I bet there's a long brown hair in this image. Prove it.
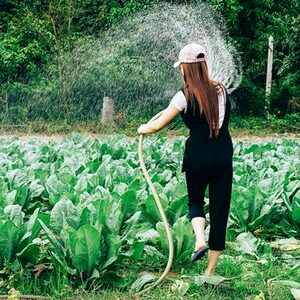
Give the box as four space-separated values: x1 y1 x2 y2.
181 55 224 139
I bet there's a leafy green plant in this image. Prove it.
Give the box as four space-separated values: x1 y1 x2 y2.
0 134 299 290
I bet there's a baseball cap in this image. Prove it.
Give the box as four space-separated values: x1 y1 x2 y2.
173 43 207 68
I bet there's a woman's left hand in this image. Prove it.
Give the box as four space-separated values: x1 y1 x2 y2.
138 124 148 134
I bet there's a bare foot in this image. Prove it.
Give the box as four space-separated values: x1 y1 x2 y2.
204 268 215 276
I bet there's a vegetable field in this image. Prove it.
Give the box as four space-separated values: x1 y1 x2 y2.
0 134 299 299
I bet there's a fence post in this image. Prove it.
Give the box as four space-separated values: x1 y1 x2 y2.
265 35 274 116
101 96 115 124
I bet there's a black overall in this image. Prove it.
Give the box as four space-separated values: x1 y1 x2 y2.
180 84 233 251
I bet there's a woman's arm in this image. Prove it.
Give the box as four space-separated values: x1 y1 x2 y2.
138 104 181 134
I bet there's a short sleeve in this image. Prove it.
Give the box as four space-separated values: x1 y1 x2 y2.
218 93 225 128
170 90 187 112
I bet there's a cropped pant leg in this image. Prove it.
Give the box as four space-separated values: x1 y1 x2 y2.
184 166 209 221
208 160 233 250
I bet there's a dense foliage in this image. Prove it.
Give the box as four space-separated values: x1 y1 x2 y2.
0 0 299 122
0 134 299 294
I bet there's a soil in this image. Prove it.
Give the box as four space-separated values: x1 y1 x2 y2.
0 132 299 143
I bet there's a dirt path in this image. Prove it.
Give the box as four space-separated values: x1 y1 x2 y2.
0 132 299 143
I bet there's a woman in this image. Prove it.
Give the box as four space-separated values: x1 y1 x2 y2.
137 43 233 276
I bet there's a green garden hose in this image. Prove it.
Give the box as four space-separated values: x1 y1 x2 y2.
135 109 174 296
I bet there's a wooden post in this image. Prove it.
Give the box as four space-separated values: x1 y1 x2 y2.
101 96 115 124
265 36 274 118
265 36 274 99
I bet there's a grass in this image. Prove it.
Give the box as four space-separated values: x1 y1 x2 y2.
1 246 299 299
0 113 299 138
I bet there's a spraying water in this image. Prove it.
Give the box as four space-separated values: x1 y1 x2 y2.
69 1 242 119
2 2 242 124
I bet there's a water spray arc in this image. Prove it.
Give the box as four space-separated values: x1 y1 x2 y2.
135 109 174 296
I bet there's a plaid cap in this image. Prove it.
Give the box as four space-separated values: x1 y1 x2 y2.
174 43 207 68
